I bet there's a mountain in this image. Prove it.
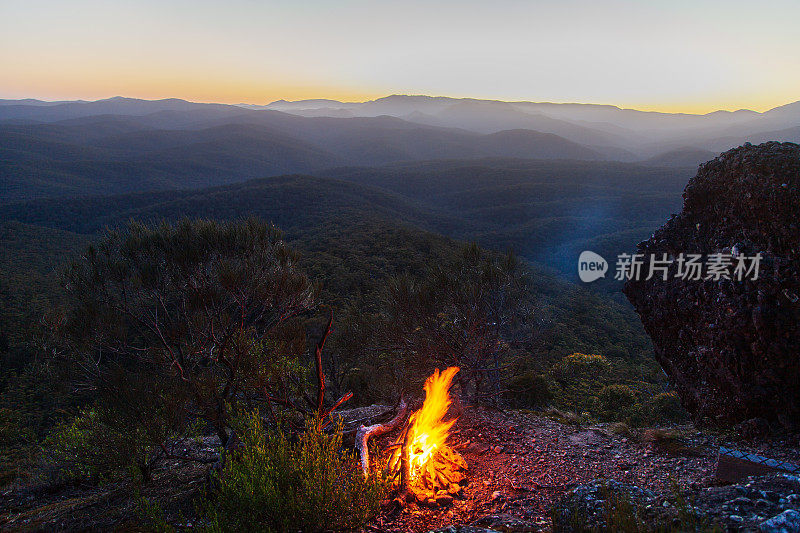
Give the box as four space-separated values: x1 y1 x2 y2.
0 156 689 287
3 95 797 180
0 168 656 361
0 97 242 123
318 159 689 283
262 95 800 155
0 120 347 203
0 110 622 203
641 147 717 168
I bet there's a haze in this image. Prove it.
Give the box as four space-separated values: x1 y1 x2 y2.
1 0 799 113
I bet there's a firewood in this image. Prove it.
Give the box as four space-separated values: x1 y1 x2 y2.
398 426 412 496
355 398 407 476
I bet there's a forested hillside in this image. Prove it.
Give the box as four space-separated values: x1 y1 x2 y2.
1 110 615 204
321 159 690 282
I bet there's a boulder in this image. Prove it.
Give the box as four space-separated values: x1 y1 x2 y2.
759 509 800 533
624 142 800 431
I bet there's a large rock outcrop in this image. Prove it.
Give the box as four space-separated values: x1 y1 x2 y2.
624 142 800 431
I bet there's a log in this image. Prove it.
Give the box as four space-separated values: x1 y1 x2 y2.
398 426 412 495
355 398 407 476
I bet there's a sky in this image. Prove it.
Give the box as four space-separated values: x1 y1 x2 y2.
1 0 798 113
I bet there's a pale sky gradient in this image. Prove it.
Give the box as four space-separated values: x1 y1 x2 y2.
1 0 798 113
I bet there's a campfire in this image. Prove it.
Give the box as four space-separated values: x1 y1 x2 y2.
356 366 469 506
388 367 468 504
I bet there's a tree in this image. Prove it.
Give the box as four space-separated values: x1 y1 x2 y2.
376 244 531 402
49 218 319 479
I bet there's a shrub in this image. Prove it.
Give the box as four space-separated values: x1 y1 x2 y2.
0 406 36 486
42 406 157 483
505 371 552 408
648 392 688 424
547 353 611 416
199 410 387 533
598 384 639 422
550 353 611 382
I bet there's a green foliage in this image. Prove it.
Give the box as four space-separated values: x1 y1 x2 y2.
200 410 387 533
0 364 75 487
135 493 177 533
648 392 689 424
598 384 639 421
548 353 610 416
551 352 612 381
52 218 316 458
505 370 552 408
371 244 531 402
43 406 157 483
541 353 685 427
0 406 36 486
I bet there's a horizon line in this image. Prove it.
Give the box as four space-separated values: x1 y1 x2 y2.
1 92 797 116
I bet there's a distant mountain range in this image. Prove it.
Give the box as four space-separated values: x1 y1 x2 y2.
260 94 800 154
1 95 797 204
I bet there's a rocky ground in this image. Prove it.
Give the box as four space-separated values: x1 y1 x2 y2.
2 405 800 531
370 406 800 532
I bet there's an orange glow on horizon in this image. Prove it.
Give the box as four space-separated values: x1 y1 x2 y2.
1 76 793 115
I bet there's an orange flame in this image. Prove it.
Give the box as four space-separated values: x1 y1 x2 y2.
405 366 459 479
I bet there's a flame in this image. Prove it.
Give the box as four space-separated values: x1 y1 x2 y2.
404 367 460 480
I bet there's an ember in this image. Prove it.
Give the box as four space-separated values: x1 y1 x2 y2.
389 367 468 503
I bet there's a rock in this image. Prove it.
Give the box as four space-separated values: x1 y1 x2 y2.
759 509 800 532
756 499 772 509
738 418 773 439
471 514 541 532
428 526 500 533
624 142 800 431
467 443 491 455
731 496 754 508
678 473 800 530
437 494 454 506
551 479 656 532
492 491 503 501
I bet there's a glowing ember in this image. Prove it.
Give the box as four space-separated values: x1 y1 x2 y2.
389 367 468 499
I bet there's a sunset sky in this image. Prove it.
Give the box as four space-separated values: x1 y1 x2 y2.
1 0 798 113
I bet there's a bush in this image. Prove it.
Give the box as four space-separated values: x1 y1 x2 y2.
43 405 160 484
550 353 611 382
505 371 552 408
598 384 639 421
52 218 316 454
547 353 611 417
200 410 387 533
648 392 689 424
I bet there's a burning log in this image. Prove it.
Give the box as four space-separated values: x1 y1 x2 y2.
388 367 469 505
356 399 408 476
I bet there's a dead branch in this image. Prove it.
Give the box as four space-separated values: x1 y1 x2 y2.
356 398 407 476
315 309 333 414
320 391 353 429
